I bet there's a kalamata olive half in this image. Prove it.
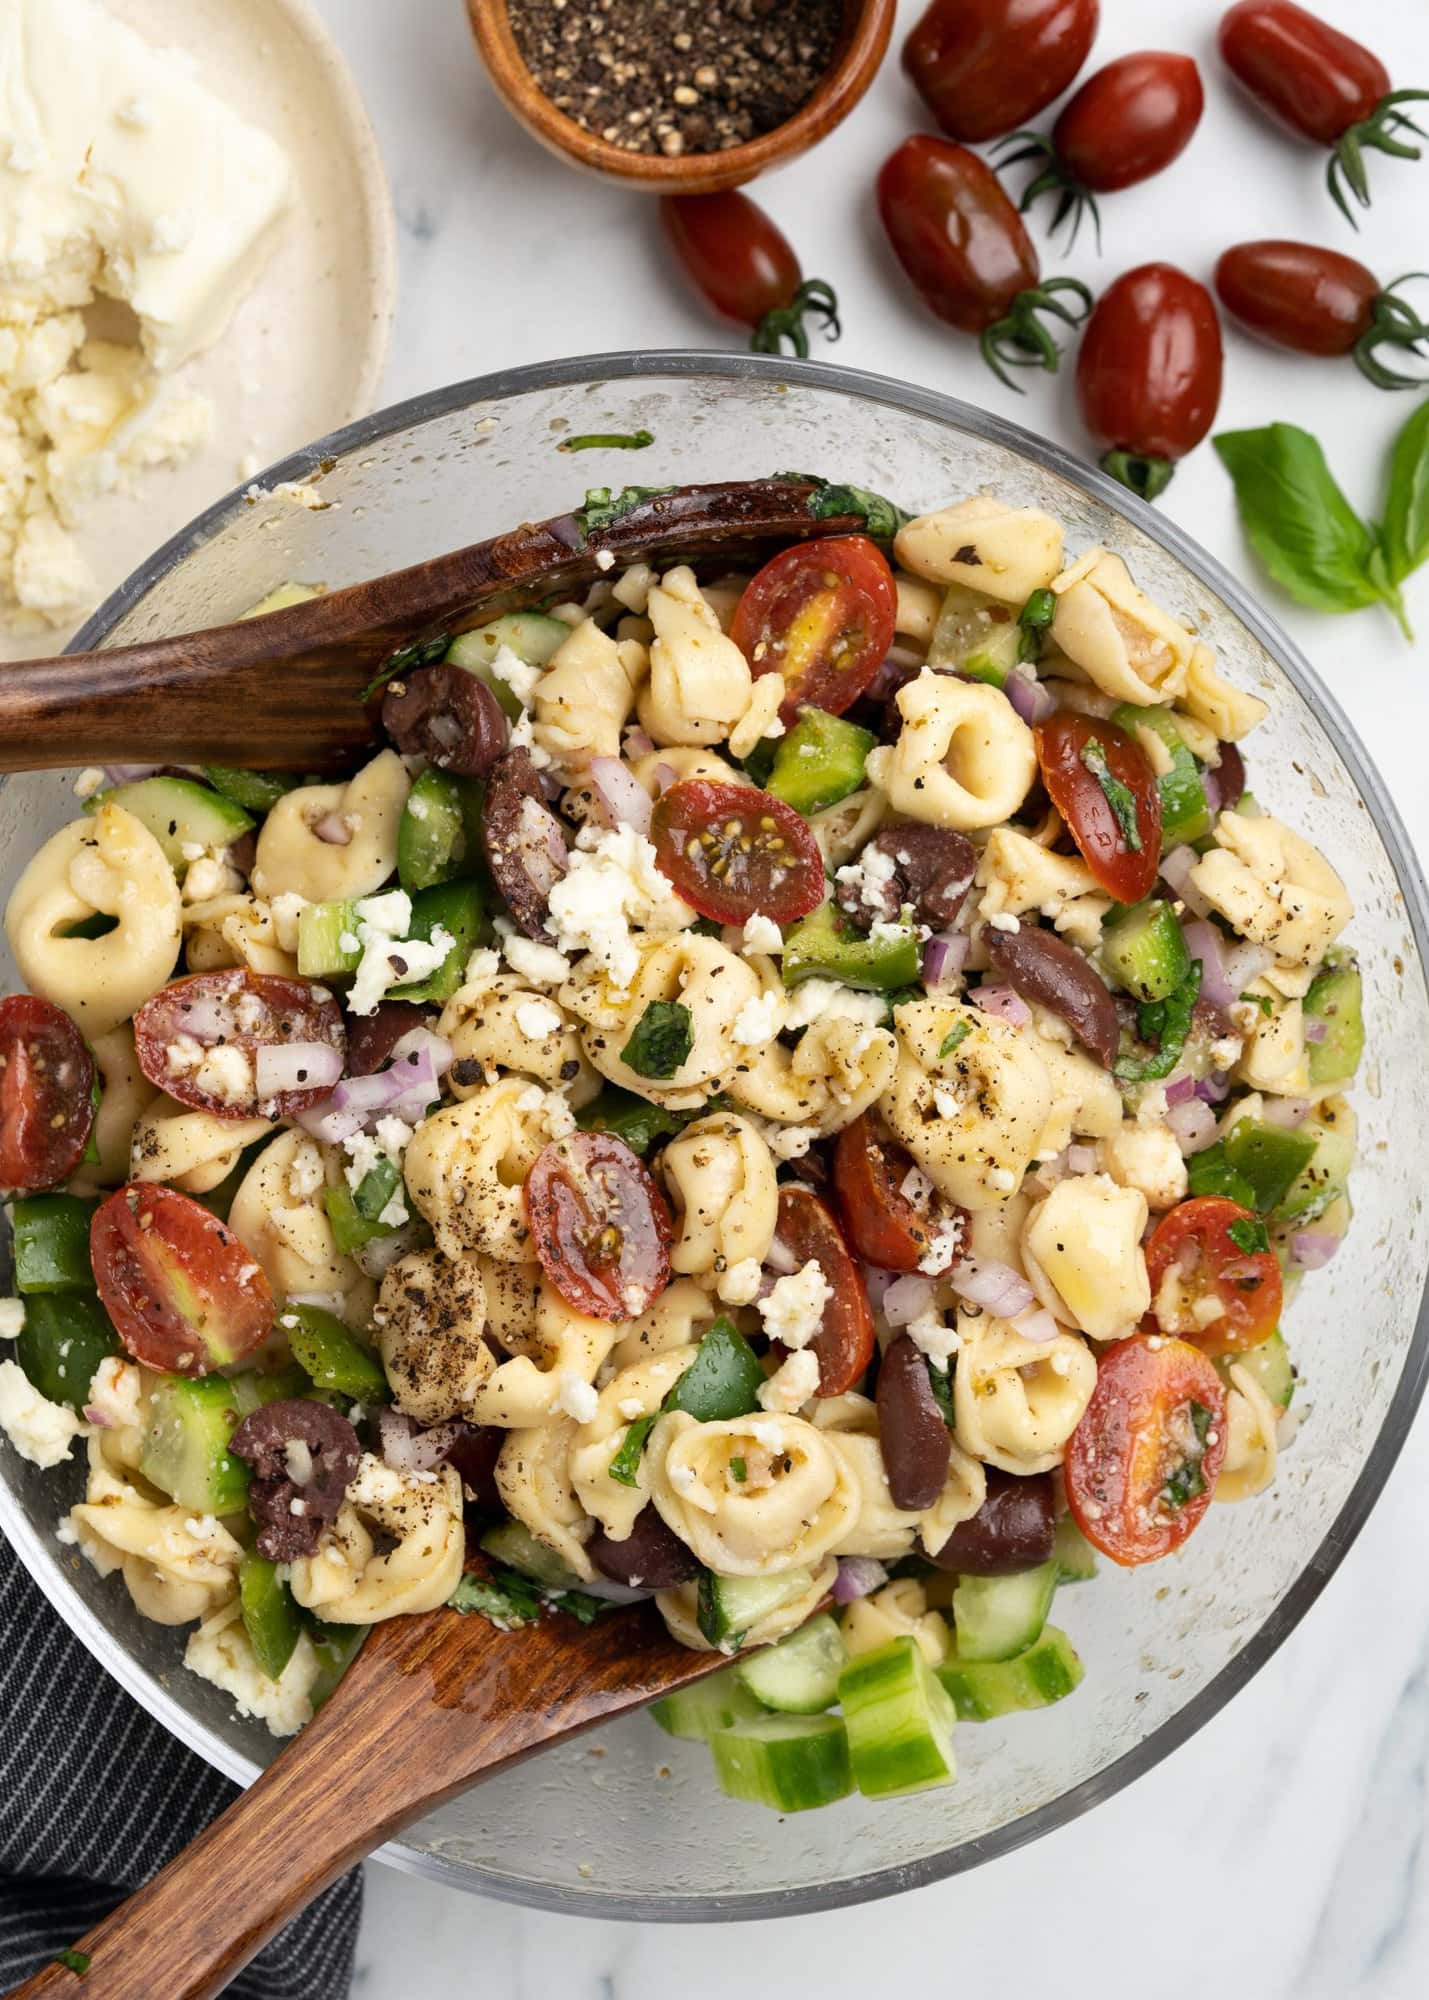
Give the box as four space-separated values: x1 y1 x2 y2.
344 999 437 1077
929 1467 1056 1575
837 824 978 933
381 662 508 776
481 747 569 938
1213 742 1246 813
588 1508 701 1590
229 1398 362 1562
985 923 1119 1069
442 1422 505 1512
876 1334 952 1511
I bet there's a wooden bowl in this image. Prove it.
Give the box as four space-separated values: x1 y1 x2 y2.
466 0 896 194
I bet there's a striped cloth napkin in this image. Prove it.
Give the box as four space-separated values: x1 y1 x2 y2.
0 1532 361 1997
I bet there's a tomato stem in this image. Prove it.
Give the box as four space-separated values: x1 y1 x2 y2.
1328 90 1429 227
1099 449 1175 504
751 279 841 360
995 130 1102 253
979 277 1093 393
1355 275 1429 390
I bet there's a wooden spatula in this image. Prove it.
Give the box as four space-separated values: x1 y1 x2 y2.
13 1591 731 1998
0 478 874 774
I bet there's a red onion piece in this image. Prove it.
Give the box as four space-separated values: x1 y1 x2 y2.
653 762 679 794
1195 1071 1230 1105
377 1407 459 1473
764 1238 799 1278
1167 1097 1219 1155
1181 920 1235 1014
82 1403 114 1428
253 1041 343 1099
1262 1096 1310 1128
622 724 654 760
1010 1306 1060 1343
1164 1073 1198 1106
951 1258 1034 1318
294 1033 449 1143
1290 1229 1341 1270
973 983 1032 1028
561 1575 653 1606
1222 941 1273 992
104 764 162 784
832 1556 888 1604
1201 766 1222 817
883 1274 935 1328
1066 1143 1098 1174
586 756 652 837
172 994 239 1043
1159 845 1212 919
313 812 353 846
922 933 970 988
1004 668 1056 727
861 1264 898 1311
1305 1018 1328 1045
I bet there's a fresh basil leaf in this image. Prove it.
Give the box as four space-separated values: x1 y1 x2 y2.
1214 424 1390 616
607 1411 658 1488
1081 739 1142 852
938 1021 972 1059
1227 1216 1270 1255
1162 1398 1214 1510
547 1588 616 1625
729 1456 748 1483
620 1000 694 1079
52 1949 91 1976
1115 960 1203 1082
1017 586 1057 663
926 1362 955 1428
1240 991 1274 1017
1381 396 1429 588
448 1568 543 1628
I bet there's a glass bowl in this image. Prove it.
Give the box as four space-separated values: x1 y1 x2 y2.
3 354 1427 1920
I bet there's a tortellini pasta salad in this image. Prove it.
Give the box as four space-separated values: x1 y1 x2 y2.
0 479 1360 1817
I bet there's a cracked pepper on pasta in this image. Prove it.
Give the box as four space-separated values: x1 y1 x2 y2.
0 484 1360 1812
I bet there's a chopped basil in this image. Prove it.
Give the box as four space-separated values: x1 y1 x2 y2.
1162 1399 1214 1511
1017 586 1057 663
926 1363 955 1428
547 1588 616 1625
938 1020 972 1059
574 483 675 538
1115 961 1203 1083
607 1412 659 1488
360 631 450 702
621 1000 694 1079
448 1568 543 1627
52 1949 91 1976
1081 738 1143 852
576 1088 728 1155
729 1456 748 1482
352 1157 401 1221
558 429 655 453
1227 1216 1271 1255
1241 991 1274 1016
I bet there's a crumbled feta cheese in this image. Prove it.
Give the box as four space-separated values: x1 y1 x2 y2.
347 885 455 1015
285 1139 326 1201
766 1123 819 1162
783 979 887 1033
487 641 544 708
342 1115 414 1197
618 1397 645 1422
732 990 785 1046
594 549 616 573
918 1210 966 1277
194 1043 253 1105
988 1166 1018 1194
185 1604 319 1738
741 914 783 956
85 1356 143 1429
509 708 552 768
515 997 564 1040
757 1260 832 1351
546 823 694 987
717 1256 763 1306
668 1462 697 1493
0 1360 85 1467
757 1347 820 1413
502 933 572 988
0 1299 25 1339
463 946 503 988
267 891 309 954
906 1310 961 1366
986 912 1021 933
836 844 898 912
551 1371 600 1424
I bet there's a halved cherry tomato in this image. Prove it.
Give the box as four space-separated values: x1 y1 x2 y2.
91 1183 275 1374
1064 1335 1229 1565
771 1185 876 1396
833 1115 966 1275
524 1131 673 1323
650 779 825 926
1214 241 1429 391
660 192 840 358
903 0 1100 146
1034 712 1160 903
133 970 346 1121
1001 53 1204 247
877 137 1092 388
1144 1196 1283 1356
1076 263 1224 501
0 994 96 1194
730 537 896 721
1219 2 1427 224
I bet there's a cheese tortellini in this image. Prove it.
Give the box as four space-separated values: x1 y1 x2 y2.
375 1247 495 1425
228 1131 372 1325
466 1281 618 1429
1180 644 1269 743
866 669 1037 831
660 1113 778 1294
976 827 1111 950
565 935 760 1110
638 565 753 746
495 1417 596 1581
884 1000 1054 1210
6 805 181 1036
438 974 598 1102
130 1100 274 1194
403 1077 570 1262
291 1456 465 1623
729 1014 897 1137
952 1315 1097 1474
895 497 1063 604
251 751 409 904
534 615 648 768
1190 812 1351 968
70 1432 243 1628
568 1345 699 1541
1050 550 1196 706
842 1577 951 1668
1022 1174 1151 1340
648 1410 861 1576
1216 1362 1280 1503
656 1560 837 1654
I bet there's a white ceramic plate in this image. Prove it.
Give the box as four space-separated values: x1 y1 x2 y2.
3 0 396 661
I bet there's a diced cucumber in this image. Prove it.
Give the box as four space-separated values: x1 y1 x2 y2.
697 1567 816 1650
240 1552 304 1680
397 769 485 894
767 710 874 817
1111 703 1212 849
9 1194 97 1293
938 1627 1084 1721
1052 1516 1098 1584
389 879 486 1004
736 1612 847 1714
280 1302 389 1403
667 1319 764 1422
448 613 568 720
323 1182 400 1257
709 1712 852 1812
952 1561 1057 1663
652 1667 764 1740
228 1366 311 1418
926 583 1020 686
1186 1142 1258 1210
1304 958 1364 1086
480 1520 583 1590
140 1375 253 1513
1222 1118 1318 1214
1101 899 1191 1004
16 1293 119 1410
782 903 921 993
308 1622 365 1708
838 1636 958 1799
87 776 252 874
1271 1108 1354 1225
202 765 298 814
297 900 361 979
1218 1327 1294 1409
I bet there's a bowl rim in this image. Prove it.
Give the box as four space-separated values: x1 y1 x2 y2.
33 348 1429 1919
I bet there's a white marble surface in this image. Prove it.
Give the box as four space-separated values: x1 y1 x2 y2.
298 0 1429 1992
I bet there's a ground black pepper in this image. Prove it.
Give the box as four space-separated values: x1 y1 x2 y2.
507 0 845 157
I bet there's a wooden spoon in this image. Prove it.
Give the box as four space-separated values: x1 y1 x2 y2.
0 478 873 774
13 1590 730 1998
